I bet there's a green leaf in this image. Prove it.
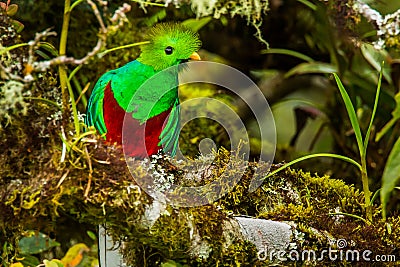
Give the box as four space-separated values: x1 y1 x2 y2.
265 153 362 179
10 19 24 33
261 48 314 63
381 137 400 220
6 4 18 16
285 62 337 78
43 259 64 267
389 92 400 118
0 43 29 56
297 0 317 10
39 42 59 57
363 67 382 155
35 50 52 60
161 260 184 267
19 232 60 255
97 41 149 58
219 15 228 26
143 9 167 27
360 43 391 83
86 230 97 241
19 254 41 266
70 0 86 12
182 17 212 32
333 73 364 158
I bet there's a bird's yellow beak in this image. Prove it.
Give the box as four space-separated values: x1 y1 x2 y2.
189 52 201 61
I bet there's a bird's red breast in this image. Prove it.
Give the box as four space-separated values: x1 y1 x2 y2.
103 82 171 158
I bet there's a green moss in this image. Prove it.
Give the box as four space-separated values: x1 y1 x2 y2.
189 0 269 45
386 36 400 49
0 53 398 264
2 116 400 266
1 1 400 265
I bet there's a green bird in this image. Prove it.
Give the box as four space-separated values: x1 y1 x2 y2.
85 23 201 158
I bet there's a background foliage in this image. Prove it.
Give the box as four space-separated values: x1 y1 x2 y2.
1 0 400 266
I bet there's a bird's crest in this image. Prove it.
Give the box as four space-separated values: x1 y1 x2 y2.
138 22 202 71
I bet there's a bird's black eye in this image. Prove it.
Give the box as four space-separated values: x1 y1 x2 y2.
164 46 173 55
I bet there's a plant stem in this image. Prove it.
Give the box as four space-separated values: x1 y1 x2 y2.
58 0 81 135
361 68 382 222
361 156 372 221
24 97 62 110
97 41 150 58
67 73 81 136
0 43 29 56
59 0 71 117
70 0 85 11
328 212 368 224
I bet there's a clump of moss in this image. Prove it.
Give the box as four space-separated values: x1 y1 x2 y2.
214 166 399 265
0 11 29 118
2 113 400 266
1 56 399 267
187 0 269 22
0 8 151 264
100 149 399 266
1 2 399 266
0 8 22 46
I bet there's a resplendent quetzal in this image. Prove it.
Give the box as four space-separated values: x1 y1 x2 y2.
85 23 201 158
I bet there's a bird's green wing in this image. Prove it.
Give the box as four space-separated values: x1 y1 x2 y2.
85 61 153 135
158 98 180 156
86 60 179 146
85 71 115 135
